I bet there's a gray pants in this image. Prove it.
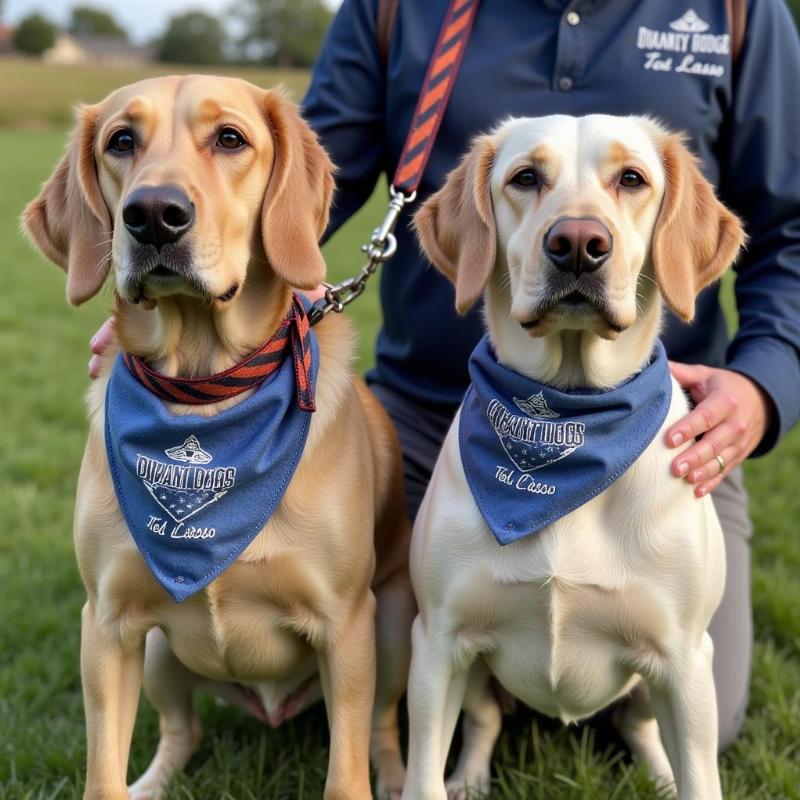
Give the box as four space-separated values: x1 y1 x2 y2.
371 381 752 751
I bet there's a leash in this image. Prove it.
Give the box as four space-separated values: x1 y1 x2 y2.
308 0 481 327
124 293 316 411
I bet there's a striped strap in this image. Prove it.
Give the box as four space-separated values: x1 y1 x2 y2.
392 0 481 195
123 294 316 412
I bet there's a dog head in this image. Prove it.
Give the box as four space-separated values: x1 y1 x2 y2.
23 75 334 308
415 115 744 343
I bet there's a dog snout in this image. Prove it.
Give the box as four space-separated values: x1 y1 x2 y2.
544 217 612 276
122 185 195 249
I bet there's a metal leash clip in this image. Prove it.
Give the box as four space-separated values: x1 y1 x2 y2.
308 185 416 327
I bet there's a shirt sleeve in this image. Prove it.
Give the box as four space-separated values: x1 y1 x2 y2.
302 0 386 239
719 0 800 456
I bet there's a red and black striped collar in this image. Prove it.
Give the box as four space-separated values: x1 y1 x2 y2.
122 293 316 412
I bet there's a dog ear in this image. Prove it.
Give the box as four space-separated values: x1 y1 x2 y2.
413 134 497 314
22 105 111 306
261 91 335 290
651 135 745 322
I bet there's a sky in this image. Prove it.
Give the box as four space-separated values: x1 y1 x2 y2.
3 0 342 44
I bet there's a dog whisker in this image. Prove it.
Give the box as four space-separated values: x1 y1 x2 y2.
94 253 113 275
637 273 657 288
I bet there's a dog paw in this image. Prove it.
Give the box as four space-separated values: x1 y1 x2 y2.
445 773 491 800
128 761 171 800
373 745 406 800
375 769 405 800
128 784 162 800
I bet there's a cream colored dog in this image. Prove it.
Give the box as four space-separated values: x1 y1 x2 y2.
23 76 415 800
402 115 745 800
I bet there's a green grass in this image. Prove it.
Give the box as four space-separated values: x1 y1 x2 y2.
1 72 799 799
0 58 311 130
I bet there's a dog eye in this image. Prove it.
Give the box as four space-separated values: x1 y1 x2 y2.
216 128 247 150
107 129 135 155
510 168 539 189
620 169 645 188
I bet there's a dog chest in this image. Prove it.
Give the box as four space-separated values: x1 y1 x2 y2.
420 444 697 722
484 570 672 722
85 522 330 684
161 596 318 682
151 545 337 682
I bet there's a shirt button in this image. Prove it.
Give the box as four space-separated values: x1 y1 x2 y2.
566 11 581 26
558 76 574 91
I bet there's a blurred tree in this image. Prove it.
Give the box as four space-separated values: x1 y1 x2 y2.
787 0 800 27
236 0 333 68
158 11 225 64
13 13 56 55
69 6 128 39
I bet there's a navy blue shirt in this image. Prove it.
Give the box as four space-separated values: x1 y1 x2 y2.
304 0 800 454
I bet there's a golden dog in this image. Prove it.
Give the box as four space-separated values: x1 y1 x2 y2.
23 75 414 800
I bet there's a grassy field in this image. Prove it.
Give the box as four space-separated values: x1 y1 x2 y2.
0 59 311 129
1 63 799 799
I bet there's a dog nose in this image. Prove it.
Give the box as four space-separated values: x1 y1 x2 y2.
122 185 195 248
544 217 612 276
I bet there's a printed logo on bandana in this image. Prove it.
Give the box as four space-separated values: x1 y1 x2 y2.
136 435 236 526
164 435 212 465
487 391 585 473
635 9 729 77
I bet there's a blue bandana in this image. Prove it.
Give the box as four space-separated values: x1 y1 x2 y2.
459 337 672 545
104 331 319 602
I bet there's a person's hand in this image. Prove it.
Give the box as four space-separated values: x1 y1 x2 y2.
88 318 114 379
666 362 771 497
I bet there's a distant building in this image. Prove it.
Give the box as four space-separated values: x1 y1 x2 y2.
43 33 152 67
0 24 15 56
